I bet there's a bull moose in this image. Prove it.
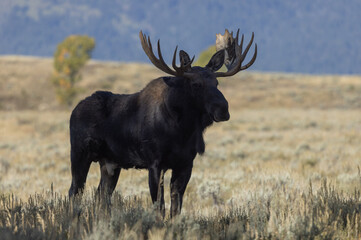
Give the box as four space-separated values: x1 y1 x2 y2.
69 29 257 217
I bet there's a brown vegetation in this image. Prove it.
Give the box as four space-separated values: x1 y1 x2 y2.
1 56 361 238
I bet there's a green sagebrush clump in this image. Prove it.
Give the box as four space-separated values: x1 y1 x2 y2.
194 45 227 72
51 35 95 106
194 45 217 67
1 179 361 239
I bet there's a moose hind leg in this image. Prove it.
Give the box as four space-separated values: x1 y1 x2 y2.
69 150 92 197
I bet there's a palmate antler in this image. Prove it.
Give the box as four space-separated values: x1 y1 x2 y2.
215 29 257 77
139 29 256 78
139 31 195 77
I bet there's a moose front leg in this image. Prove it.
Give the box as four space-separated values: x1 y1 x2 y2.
148 166 165 218
97 162 121 198
170 166 192 218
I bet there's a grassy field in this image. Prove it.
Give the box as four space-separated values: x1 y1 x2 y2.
1 56 361 239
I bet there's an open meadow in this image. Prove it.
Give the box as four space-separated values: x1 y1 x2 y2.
1 56 361 239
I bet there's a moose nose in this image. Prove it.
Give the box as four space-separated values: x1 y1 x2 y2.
212 101 230 122
215 108 230 122
209 87 230 122
222 110 230 121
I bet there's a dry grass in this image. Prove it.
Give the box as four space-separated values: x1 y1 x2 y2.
1 56 361 239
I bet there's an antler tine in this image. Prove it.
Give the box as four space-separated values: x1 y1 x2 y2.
235 29 241 52
239 33 243 56
228 30 241 68
240 32 254 62
139 31 177 76
171 46 182 74
139 30 195 77
156 39 177 75
215 31 257 78
241 43 257 70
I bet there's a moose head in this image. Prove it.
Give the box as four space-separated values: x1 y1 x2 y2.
139 29 257 125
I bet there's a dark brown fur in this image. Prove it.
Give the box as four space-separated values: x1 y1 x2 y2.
69 54 229 217
69 30 256 217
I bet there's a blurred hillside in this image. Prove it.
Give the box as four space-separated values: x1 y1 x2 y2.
0 1 361 74
1 55 361 111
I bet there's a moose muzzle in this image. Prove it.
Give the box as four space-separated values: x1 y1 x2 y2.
208 88 230 122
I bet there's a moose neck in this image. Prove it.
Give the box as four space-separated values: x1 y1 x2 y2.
163 79 208 154
164 77 212 134
137 76 211 154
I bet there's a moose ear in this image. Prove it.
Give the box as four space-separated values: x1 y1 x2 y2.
179 50 192 71
206 50 225 72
